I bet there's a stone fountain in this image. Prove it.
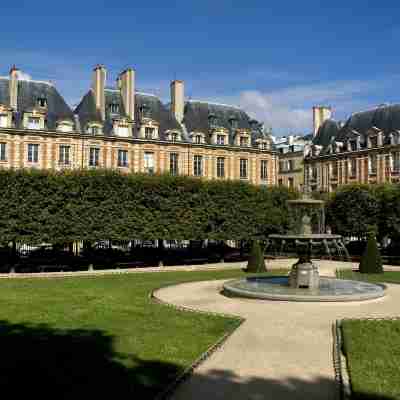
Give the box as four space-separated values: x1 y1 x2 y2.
223 190 386 302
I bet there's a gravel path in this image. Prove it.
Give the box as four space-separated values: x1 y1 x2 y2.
154 262 400 400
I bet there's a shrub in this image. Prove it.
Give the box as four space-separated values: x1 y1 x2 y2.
246 240 267 273
359 229 383 274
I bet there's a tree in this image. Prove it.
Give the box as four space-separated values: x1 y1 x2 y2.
245 240 267 273
359 227 383 274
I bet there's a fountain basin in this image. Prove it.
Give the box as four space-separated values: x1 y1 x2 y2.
223 276 386 302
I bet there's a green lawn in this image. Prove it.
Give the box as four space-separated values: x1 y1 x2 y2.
338 270 400 399
337 269 400 284
342 319 400 400
0 269 281 399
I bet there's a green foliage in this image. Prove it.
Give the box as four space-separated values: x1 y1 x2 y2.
359 230 383 274
246 240 267 273
326 185 379 239
0 169 297 244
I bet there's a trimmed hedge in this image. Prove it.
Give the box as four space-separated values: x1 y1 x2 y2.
359 231 384 274
0 169 297 244
246 240 267 273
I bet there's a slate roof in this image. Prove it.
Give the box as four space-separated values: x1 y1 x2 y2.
312 104 400 156
183 100 265 145
0 77 75 130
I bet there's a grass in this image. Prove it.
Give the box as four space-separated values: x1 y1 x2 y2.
336 269 400 284
0 268 283 399
338 270 400 399
341 319 400 400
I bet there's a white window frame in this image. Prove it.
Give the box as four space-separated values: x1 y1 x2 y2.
27 143 39 163
217 157 225 178
117 149 128 167
28 117 41 130
59 145 70 165
89 148 100 167
239 158 248 179
144 152 155 173
0 142 6 161
169 153 179 175
193 155 203 176
260 160 268 181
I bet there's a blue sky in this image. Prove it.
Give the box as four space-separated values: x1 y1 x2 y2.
1 1 400 135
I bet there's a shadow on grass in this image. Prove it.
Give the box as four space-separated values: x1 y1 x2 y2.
0 320 396 400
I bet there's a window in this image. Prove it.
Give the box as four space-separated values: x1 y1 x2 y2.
171 133 179 142
240 158 248 179
331 162 338 178
261 142 269 150
260 160 268 181
59 145 70 165
393 152 400 173
279 161 285 172
116 126 130 137
193 155 203 176
27 143 39 163
144 152 155 173
58 122 73 133
288 160 294 171
370 136 378 148
0 142 6 161
278 179 283 186
0 114 8 128
145 127 155 139
118 150 128 167
37 97 47 108
194 135 202 144
369 154 377 174
217 135 225 145
350 140 357 151
288 177 294 189
240 137 249 147
230 118 238 129
350 159 357 177
170 153 179 175
110 103 119 114
89 148 100 167
88 126 100 135
28 117 41 130
217 157 225 178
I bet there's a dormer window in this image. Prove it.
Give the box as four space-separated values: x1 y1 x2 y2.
28 117 41 130
369 136 378 148
0 114 8 128
145 127 155 139
37 97 47 108
87 123 102 135
110 103 120 114
217 135 225 145
195 135 202 144
57 120 73 133
240 136 249 147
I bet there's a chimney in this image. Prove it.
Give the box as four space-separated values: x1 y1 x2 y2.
170 80 184 124
313 106 332 137
119 68 135 121
92 65 107 120
9 65 19 110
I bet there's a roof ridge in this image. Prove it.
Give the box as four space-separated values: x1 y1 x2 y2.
187 99 241 109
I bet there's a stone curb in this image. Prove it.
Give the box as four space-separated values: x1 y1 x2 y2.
150 281 245 400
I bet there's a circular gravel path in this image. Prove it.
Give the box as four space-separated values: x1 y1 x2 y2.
154 263 400 400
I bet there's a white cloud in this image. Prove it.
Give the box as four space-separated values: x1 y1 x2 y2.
232 78 400 135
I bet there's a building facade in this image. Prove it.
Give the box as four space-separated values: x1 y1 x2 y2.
0 65 277 185
274 135 311 190
304 105 400 192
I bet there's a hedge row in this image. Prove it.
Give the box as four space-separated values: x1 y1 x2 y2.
325 184 400 242
0 169 297 245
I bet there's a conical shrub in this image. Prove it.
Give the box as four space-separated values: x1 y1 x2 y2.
246 240 267 273
359 231 383 274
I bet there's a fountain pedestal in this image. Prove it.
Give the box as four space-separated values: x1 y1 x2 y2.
289 260 319 289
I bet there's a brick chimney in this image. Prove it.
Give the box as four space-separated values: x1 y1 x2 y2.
313 106 332 137
92 65 107 120
170 80 184 124
119 68 135 121
9 65 19 110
